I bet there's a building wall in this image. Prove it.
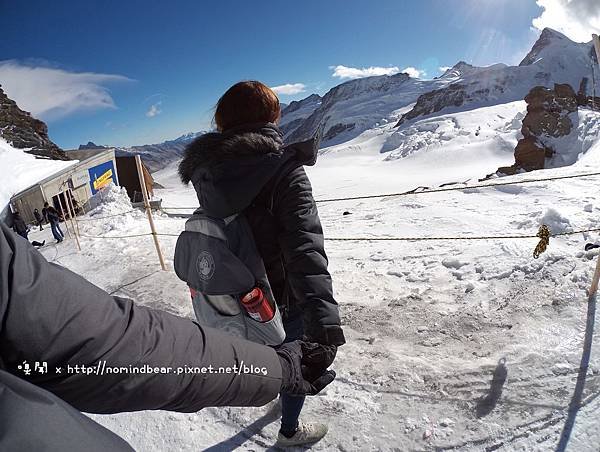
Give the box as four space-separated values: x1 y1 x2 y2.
10 149 119 224
115 156 154 202
10 186 45 224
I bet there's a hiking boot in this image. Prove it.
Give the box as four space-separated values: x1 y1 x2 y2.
275 422 328 448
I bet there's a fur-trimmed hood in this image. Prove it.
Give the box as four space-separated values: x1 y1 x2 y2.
178 123 319 218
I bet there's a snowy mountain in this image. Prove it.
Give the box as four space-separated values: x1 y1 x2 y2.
79 131 207 173
279 93 322 138
398 28 595 126
285 72 450 146
283 28 598 151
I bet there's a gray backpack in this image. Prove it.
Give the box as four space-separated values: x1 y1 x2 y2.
174 209 286 346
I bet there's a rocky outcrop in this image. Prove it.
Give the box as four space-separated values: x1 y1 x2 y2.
0 85 67 160
396 83 469 126
576 77 600 109
497 83 578 175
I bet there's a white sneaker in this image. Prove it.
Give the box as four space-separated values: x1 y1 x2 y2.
275 422 328 448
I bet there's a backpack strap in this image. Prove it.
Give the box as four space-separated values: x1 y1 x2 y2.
185 215 228 240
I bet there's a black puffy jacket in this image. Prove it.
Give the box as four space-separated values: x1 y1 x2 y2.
178 123 345 346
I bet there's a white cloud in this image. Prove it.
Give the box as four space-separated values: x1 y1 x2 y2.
439 66 452 73
331 65 400 79
271 83 306 95
532 0 600 43
0 60 132 121
402 67 426 78
146 102 162 117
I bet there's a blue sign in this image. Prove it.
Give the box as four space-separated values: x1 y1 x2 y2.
88 160 118 195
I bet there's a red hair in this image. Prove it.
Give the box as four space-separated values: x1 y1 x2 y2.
214 81 280 132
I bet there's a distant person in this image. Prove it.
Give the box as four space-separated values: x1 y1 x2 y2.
10 211 44 247
44 202 64 243
34 208 44 230
72 198 82 215
11 211 28 239
179 80 345 447
41 204 48 223
0 222 334 449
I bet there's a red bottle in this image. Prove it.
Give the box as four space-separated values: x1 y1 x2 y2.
241 287 275 322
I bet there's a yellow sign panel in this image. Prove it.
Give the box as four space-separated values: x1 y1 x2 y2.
93 169 113 191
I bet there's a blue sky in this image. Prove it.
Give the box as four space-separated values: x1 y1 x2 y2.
0 0 592 148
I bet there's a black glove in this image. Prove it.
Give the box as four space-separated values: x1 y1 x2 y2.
299 342 337 381
276 340 336 396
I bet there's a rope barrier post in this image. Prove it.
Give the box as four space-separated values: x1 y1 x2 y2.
65 189 81 251
588 249 600 301
68 188 81 236
56 194 73 239
135 155 167 271
593 34 600 68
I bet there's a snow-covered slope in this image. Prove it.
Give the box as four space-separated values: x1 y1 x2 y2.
0 137 75 208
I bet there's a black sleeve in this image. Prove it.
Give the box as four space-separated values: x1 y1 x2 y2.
0 369 134 451
273 166 346 346
0 224 282 414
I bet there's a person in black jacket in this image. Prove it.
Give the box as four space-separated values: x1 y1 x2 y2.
0 222 334 450
179 81 345 447
34 208 44 230
10 211 45 247
11 211 28 239
44 201 64 242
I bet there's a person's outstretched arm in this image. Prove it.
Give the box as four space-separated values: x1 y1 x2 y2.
0 223 282 414
274 166 346 347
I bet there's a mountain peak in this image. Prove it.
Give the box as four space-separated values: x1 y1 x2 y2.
440 61 476 78
519 27 571 66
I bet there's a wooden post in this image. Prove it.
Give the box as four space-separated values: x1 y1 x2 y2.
588 251 600 300
593 34 600 66
593 35 600 112
56 194 73 239
67 188 81 237
135 155 166 271
65 190 81 251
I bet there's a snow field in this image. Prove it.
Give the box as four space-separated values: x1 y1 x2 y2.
29 154 600 451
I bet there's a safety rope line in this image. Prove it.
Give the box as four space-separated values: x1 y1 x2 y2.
76 226 600 244
314 171 600 203
313 226 600 242
78 232 154 239
156 170 600 209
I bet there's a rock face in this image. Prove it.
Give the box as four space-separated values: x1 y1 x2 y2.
498 83 578 174
0 85 67 160
396 82 469 125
